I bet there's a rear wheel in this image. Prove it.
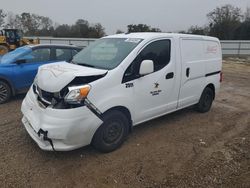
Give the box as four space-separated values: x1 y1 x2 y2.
0 45 9 56
92 110 129 153
0 81 11 104
195 87 214 113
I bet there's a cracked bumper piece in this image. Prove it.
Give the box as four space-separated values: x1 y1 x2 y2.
21 88 103 151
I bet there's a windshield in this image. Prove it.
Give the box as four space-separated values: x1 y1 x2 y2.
0 46 31 64
72 38 143 70
16 30 23 38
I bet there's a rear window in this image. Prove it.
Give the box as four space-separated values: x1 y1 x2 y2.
56 48 72 61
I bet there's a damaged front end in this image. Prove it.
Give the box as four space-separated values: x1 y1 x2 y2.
33 74 105 110
37 129 55 151
21 84 104 151
22 74 107 151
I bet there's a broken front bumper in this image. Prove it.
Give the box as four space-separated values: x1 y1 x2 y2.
21 88 103 151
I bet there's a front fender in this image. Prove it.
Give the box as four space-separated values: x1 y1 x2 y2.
88 91 135 123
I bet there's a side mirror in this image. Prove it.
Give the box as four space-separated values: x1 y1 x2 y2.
139 60 154 76
15 59 26 64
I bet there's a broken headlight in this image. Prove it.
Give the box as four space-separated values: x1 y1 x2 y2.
64 85 91 104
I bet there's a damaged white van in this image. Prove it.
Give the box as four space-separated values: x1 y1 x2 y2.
21 33 222 152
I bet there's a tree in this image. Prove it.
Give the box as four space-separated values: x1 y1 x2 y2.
235 20 250 39
53 24 72 37
70 19 89 37
207 4 243 39
5 12 22 29
39 16 53 30
18 13 40 35
35 16 54 36
244 7 250 21
187 25 209 35
92 23 105 37
127 24 161 33
234 7 250 40
116 29 124 34
0 9 6 28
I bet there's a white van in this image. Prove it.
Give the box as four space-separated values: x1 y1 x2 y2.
21 33 222 152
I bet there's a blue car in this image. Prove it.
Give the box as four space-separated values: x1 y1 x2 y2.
0 44 81 104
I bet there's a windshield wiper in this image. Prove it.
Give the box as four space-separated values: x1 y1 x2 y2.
71 61 106 70
77 62 96 68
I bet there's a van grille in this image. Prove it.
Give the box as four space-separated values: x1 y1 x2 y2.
33 84 57 106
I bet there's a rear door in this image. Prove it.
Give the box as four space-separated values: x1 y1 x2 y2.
178 38 206 108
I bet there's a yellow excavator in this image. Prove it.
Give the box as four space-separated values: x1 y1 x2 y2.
0 29 40 55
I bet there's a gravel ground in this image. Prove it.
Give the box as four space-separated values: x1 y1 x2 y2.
0 60 249 188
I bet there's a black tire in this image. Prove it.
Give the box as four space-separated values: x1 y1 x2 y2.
0 45 9 56
92 110 129 153
195 87 214 113
0 81 12 104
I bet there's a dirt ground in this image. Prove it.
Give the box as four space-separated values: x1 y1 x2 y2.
0 60 249 188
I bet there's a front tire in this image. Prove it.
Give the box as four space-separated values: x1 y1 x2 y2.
0 81 11 104
195 87 214 113
92 110 129 153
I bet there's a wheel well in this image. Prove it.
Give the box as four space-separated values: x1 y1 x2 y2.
0 78 13 96
105 106 133 132
206 83 215 99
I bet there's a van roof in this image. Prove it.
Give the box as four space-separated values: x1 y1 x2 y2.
105 32 219 41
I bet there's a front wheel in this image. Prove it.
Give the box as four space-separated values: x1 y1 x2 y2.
0 81 12 104
195 87 214 113
92 110 129 153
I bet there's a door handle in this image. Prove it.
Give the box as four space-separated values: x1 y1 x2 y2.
166 72 174 79
186 68 190 77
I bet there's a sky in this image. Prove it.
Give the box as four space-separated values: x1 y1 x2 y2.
1 0 250 34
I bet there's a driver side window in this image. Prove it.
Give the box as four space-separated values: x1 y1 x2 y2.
122 39 171 83
20 48 51 63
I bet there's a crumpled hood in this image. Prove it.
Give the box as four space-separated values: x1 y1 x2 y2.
37 62 107 92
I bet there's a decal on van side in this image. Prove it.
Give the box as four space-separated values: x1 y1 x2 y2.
206 45 218 54
150 90 162 96
125 83 134 88
154 83 159 88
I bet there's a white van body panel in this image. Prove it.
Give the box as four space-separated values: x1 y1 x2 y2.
131 38 179 124
178 37 222 108
87 37 182 125
87 67 137 119
21 33 222 151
